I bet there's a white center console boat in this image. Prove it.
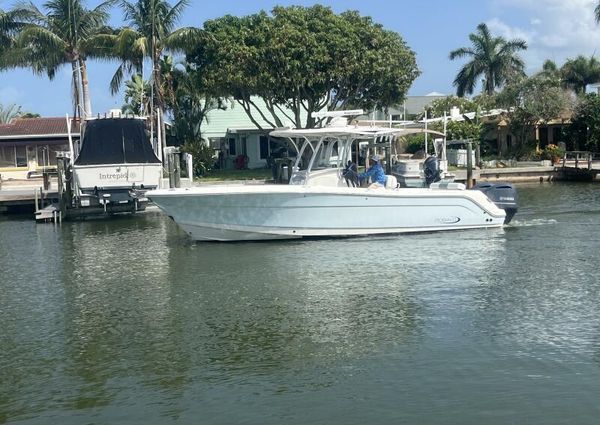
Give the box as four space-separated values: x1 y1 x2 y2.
147 113 517 241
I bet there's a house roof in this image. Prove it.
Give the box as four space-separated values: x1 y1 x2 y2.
0 117 80 139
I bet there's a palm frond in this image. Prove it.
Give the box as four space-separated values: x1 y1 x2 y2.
449 47 475 60
163 26 202 53
162 0 190 31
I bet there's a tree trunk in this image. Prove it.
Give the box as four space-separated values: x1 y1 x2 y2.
80 59 92 117
71 61 82 118
160 106 167 154
152 49 167 153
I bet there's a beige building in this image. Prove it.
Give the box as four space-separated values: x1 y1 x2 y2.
0 117 80 180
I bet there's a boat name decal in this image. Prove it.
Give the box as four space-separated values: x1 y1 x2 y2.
99 170 137 180
436 216 461 224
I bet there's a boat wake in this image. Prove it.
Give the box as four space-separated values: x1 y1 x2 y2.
509 218 557 227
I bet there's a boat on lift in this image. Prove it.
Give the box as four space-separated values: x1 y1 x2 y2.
147 111 517 241
60 111 162 216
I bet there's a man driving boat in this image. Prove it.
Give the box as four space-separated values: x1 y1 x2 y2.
359 154 386 188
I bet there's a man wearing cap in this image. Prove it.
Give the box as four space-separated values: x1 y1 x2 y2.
359 154 386 187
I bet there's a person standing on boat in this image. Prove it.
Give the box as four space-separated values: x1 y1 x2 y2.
359 154 386 187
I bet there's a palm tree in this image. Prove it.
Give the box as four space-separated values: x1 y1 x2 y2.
595 1 600 23
560 55 600 95
0 103 22 123
121 74 151 115
9 0 114 117
0 7 29 69
109 0 200 150
449 23 527 97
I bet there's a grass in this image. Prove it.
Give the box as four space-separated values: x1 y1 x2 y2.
199 168 273 182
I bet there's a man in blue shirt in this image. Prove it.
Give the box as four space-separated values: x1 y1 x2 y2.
359 154 386 187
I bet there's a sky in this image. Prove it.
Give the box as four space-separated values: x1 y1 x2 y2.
1 0 600 116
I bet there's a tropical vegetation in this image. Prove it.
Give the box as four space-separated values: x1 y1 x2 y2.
6 0 115 118
566 93 600 153
189 5 420 129
107 0 201 150
449 23 527 97
4 3 600 171
0 103 23 123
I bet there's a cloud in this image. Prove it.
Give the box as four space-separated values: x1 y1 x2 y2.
489 0 600 73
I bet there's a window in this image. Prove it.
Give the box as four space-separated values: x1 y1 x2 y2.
15 146 27 167
228 138 236 156
506 134 512 150
260 136 269 159
0 145 16 167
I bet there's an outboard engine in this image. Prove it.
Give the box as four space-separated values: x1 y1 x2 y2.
424 155 441 185
473 182 518 224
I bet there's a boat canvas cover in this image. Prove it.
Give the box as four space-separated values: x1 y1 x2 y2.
74 118 161 165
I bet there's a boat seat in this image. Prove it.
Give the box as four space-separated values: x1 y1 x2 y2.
430 181 466 190
385 175 398 189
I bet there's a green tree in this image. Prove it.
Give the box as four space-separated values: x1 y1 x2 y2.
499 75 571 155
9 0 115 117
0 8 28 68
566 93 600 152
168 63 226 176
559 55 600 95
0 103 22 123
538 59 560 81
121 74 151 115
449 23 527 97
109 0 200 150
424 96 479 118
445 120 481 141
190 5 419 129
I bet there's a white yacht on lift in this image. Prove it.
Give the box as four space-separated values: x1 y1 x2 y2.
61 111 163 216
147 110 518 241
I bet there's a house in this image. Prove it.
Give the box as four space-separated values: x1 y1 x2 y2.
360 92 447 122
0 117 80 180
479 110 572 156
201 98 307 170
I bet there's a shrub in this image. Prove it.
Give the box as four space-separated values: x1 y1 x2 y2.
541 144 565 162
181 141 215 177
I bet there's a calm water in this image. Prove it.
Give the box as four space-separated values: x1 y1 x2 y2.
1 182 600 424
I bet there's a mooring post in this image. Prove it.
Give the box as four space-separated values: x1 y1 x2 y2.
34 188 39 212
466 141 473 188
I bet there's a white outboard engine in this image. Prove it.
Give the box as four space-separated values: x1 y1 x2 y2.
473 182 518 224
424 156 441 185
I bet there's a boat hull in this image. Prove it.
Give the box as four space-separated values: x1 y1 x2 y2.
148 186 506 242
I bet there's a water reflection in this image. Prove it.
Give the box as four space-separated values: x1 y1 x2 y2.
164 239 423 386
2 184 600 424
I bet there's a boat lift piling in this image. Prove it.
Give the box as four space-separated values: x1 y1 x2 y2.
466 140 474 188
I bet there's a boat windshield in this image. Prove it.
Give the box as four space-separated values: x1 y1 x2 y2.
312 139 340 170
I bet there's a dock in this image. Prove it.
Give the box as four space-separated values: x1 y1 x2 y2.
0 180 59 214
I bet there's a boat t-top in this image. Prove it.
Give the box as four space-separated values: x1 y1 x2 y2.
147 111 517 241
